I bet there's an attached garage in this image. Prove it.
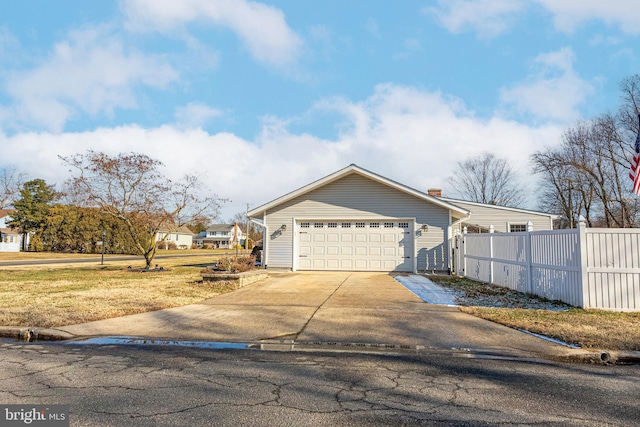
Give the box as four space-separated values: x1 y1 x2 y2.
247 164 470 273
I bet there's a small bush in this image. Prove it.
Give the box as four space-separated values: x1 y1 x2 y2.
205 255 257 273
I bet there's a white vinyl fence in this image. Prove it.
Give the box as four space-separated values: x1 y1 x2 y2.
454 218 640 311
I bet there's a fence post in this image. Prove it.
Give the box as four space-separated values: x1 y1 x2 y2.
526 221 533 294
578 215 589 309
489 225 494 284
462 226 467 277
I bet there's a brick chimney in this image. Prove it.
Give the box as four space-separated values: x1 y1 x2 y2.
427 188 442 197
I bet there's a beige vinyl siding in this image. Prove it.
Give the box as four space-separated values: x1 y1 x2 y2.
264 174 451 271
445 200 554 233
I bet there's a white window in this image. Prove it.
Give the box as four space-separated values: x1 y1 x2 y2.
341 222 351 228
370 222 380 228
384 222 394 228
327 222 338 228
300 222 310 228
399 222 409 229
355 222 366 228
314 222 324 228
510 224 527 232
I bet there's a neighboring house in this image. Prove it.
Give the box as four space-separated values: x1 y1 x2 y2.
194 224 245 249
0 210 22 252
435 195 558 233
247 164 558 274
157 225 194 249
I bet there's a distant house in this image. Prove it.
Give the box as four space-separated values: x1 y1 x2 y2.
0 210 22 252
156 225 194 249
194 224 245 249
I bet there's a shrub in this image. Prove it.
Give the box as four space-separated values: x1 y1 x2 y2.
205 255 257 273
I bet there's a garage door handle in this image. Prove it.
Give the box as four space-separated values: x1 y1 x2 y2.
299 255 307 257
403 256 410 259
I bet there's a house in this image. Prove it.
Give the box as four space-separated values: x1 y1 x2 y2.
0 210 22 252
247 165 470 273
433 194 558 233
247 164 557 274
194 224 245 249
156 225 194 249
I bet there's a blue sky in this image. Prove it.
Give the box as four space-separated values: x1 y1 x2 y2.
1 0 639 219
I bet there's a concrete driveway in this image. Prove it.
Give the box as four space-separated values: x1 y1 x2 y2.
60 272 576 359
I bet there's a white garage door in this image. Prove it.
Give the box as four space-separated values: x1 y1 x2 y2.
297 220 413 272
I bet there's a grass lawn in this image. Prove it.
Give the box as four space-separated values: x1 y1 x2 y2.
0 254 234 328
430 276 640 352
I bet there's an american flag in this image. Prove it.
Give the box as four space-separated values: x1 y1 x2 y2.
630 114 640 196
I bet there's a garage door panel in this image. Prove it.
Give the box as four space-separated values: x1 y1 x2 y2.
300 246 311 256
312 259 325 268
355 246 367 255
298 221 413 272
383 260 399 270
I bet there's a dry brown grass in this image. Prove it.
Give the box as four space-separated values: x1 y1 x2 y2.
460 307 640 351
430 276 640 351
0 256 233 328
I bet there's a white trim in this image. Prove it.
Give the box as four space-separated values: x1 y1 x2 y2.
439 196 558 219
248 164 469 219
507 222 528 233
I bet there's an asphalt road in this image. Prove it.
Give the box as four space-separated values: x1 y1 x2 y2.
1 340 638 426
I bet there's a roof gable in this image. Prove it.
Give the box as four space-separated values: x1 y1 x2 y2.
248 164 469 218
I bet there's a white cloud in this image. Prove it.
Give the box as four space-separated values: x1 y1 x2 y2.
3 26 178 132
174 103 224 129
499 47 593 122
0 84 562 217
428 0 640 38
426 0 526 38
533 0 640 34
121 0 303 69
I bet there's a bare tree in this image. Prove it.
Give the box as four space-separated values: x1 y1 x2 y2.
61 150 224 268
532 112 640 228
447 152 525 207
0 166 28 209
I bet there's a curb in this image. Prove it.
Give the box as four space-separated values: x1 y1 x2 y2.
2 326 640 365
549 348 640 365
0 326 75 342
